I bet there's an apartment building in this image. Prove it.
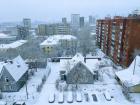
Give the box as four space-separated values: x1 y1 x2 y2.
96 12 140 67
40 35 77 56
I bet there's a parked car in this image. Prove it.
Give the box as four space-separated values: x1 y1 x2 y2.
48 93 55 103
13 101 26 105
58 92 64 103
67 91 73 103
103 91 111 101
92 94 98 102
76 92 82 102
0 101 7 105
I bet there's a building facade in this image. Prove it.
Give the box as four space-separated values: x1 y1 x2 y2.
17 25 29 40
62 17 67 24
56 23 71 35
23 18 31 29
80 17 85 28
37 24 47 36
89 15 95 25
71 14 80 30
40 35 78 56
96 14 140 67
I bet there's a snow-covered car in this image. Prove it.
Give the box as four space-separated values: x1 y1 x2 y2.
48 93 55 103
13 101 26 105
58 92 64 103
67 91 73 103
0 101 7 105
76 92 82 102
103 91 111 101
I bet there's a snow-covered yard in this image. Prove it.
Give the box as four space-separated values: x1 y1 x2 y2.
1 50 139 105
34 57 139 105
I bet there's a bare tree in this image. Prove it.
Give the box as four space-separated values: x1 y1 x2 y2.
78 26 93 56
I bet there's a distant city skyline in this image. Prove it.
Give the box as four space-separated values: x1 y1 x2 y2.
0 0 140 22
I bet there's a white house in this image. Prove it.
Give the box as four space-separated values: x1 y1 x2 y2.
115 55 140 93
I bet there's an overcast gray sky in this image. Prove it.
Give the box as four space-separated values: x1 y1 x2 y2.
0 0 140 22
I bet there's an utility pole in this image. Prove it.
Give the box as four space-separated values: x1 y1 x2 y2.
26 69 29 99
133 57 136 75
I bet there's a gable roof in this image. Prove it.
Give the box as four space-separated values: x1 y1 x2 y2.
0 62 4 74
71 61 95 75
71 53 85 63
116 55 140 87
0 61 7 78
62 53 95 75
4 55 28 81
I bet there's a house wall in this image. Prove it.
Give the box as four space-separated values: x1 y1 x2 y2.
129 84 140 93
66 62 94 84
115 75 140 93
0 67 17 92
0 67 28 92
16 71 28 92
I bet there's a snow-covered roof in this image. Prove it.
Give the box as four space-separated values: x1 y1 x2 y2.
0 40 27 49
71 53 85 63
61 53 95 75
0 33 15 39
40 35 77 46
116 55 140 87
0 62 7 75
4 55 28 81
0 100 6 105
0 62 4 74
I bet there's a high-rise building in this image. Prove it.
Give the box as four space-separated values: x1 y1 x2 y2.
46 24 57 35
37 23 71 36
71 14 80 30
17 25 29 40
96 15 140 67
62 17 67 24
80 17 85 28
38 24 47 36
89 15 95 25
37 24 57 36
23 18 31 29
56 23 70 35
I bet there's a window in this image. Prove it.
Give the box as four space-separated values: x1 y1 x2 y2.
5 77 9 82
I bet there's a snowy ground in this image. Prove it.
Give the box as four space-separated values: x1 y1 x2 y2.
1 50 140 105
34 58 139 105
1 68 48 105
